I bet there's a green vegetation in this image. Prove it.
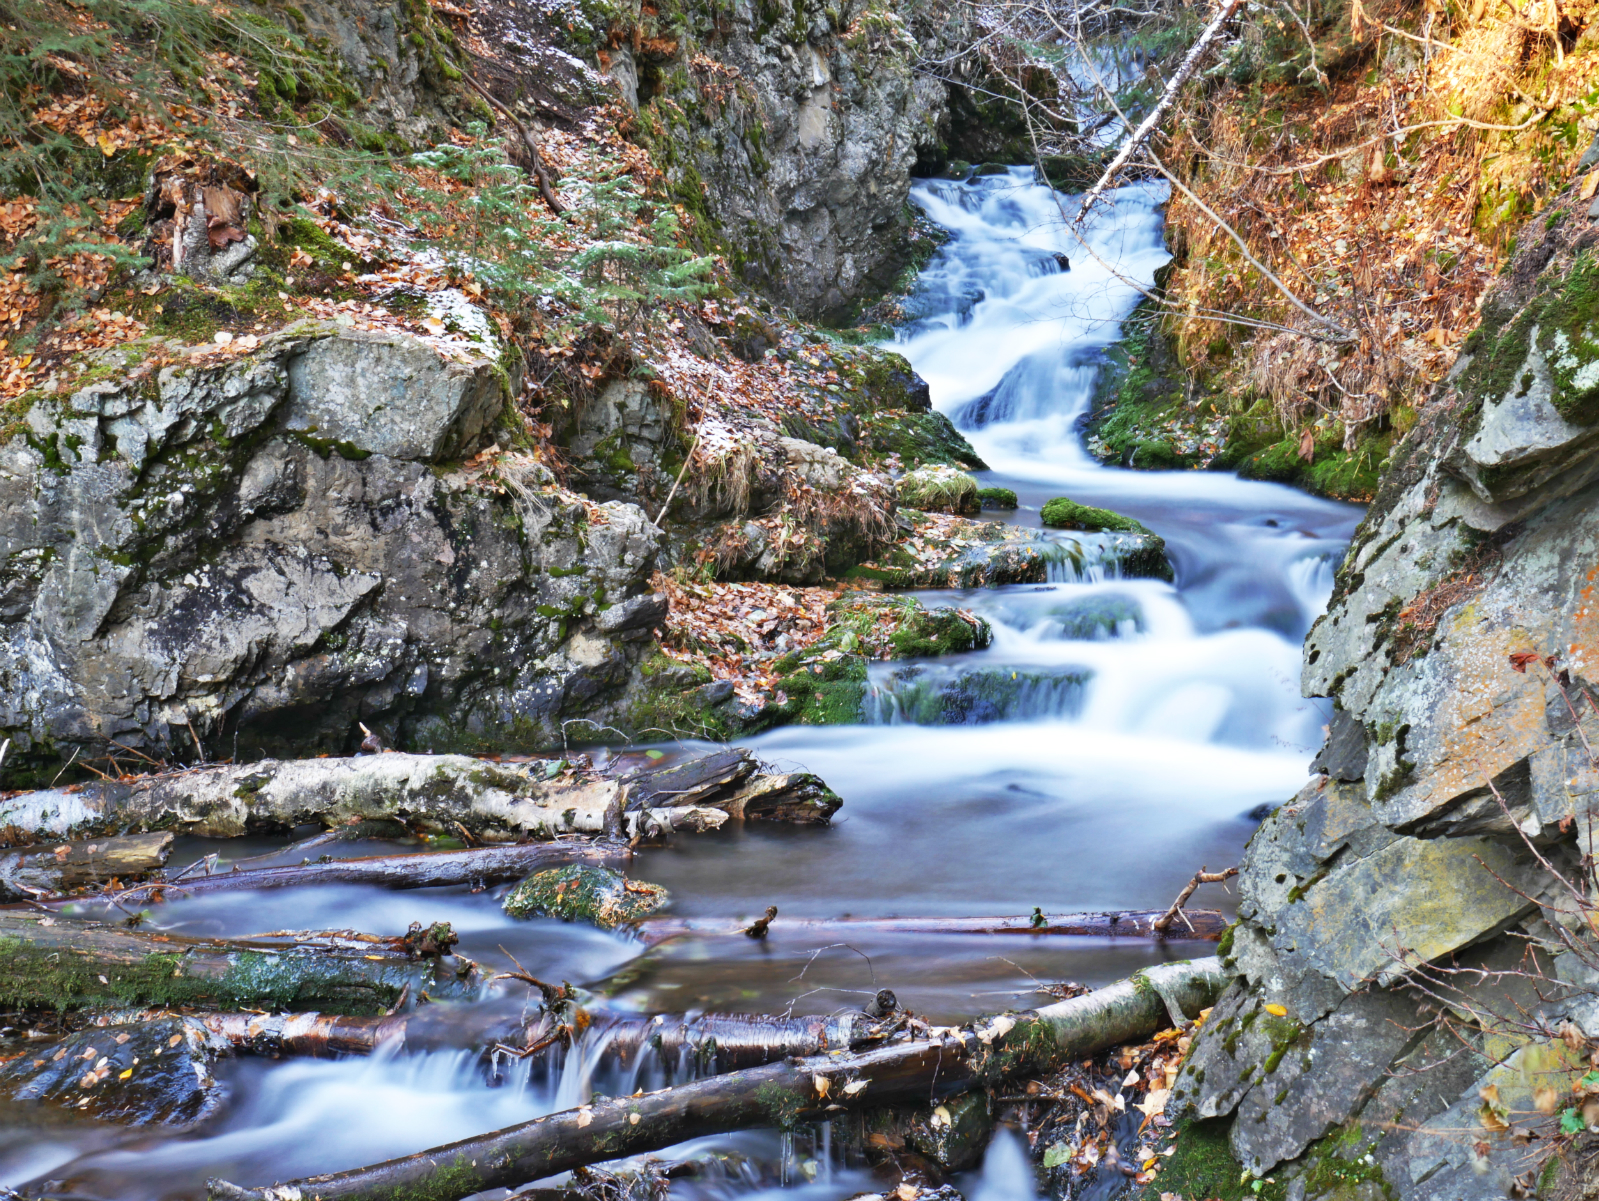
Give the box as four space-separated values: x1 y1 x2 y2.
897 464 980 513
1040 497 1150 535
977 486 1017 509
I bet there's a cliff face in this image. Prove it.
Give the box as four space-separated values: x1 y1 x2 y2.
593 0 956 320
0 325 664 780
1168 182 1599 1201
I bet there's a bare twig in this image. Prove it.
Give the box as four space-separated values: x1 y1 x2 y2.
1153 865 1239 935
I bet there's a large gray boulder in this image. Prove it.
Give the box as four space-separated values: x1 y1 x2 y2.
0 323 664 784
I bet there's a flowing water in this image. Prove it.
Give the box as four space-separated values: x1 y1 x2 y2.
1 169 1362 1200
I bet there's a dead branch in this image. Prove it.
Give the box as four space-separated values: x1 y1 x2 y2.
1075 0 1248 221
1153 867 1239 935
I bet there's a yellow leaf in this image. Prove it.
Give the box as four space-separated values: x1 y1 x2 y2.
96 133 116 157
119 1068 133 1080
812 1074 830 1098
1264 1004 1288 1017
1582 169 1599 203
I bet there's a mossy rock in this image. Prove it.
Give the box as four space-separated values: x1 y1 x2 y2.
897 464 980 514
860 410 987 470
1040 497 1150 535
824 591 993 658
976 486 1017 509
765 647 870 725
502 865 669 929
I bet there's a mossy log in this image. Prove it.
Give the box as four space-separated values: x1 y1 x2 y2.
0 750 840 841
41 840 626 906
0 911 478 1014
208 959 1226 1201
0 832 173 901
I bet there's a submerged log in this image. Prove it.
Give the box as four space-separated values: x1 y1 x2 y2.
208 958 1226 1201
40 839 627 906
0 749 840 841
0 911 478 1014
633 909 1228 946
0 832 174 900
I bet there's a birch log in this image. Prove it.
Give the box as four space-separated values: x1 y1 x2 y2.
208 958 1227 1201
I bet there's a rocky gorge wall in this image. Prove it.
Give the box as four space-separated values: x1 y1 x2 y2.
585 0 958 320
1164 173 1599 1201
0 324 665 782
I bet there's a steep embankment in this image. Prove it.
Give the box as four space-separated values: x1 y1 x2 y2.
1160 181 1599 1201
0 0 1098 785
1075 0 1599 503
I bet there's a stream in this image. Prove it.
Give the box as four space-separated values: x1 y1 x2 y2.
0 169 1362 1201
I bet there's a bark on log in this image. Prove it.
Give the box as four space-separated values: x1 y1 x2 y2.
208 958 1226 1201
0 750 839 841
0 911 478 1014
159 1008 877 1070
0 833 173 900
41 840 627 906
634 909 1228 946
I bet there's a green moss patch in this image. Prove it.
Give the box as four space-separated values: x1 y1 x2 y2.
1040 497 1150 535
977 486 1017 509
897 464 980 514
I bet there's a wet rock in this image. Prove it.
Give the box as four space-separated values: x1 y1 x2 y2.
0 1017 222 1128
502 865 669 928
1310 710 1369 782
867 663 1088 725
904 1091 994 1171
1274 833 1537 990
976 487 1017 510
1039 497 1153 537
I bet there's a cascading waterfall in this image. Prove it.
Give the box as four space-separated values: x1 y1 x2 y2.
5 169 1363 1201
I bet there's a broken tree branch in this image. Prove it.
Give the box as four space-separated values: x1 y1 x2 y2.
1152 867 1239 935
207 959 1226 1201
40 839 627 907
637 908 1228 946
1075 0 1248 221
0 832 173 901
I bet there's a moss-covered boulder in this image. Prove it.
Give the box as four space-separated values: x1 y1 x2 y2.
897 464 980 514
861 409 988 470
1039 496 1152 535
824 591 992 658
502 865 669 929
977 486 1017 509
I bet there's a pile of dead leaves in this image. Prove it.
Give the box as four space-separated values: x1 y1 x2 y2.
652 574 839 702
1015 1011 1208 1191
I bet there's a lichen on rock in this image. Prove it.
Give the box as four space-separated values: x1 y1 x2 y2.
502 864 669 928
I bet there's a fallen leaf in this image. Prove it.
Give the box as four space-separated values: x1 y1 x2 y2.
118 1068 133 1080
212 331 233 345
577 1107 593 1128
813 1074 830 1098
1264 1003 1288 1017
1535 1086 1560 1114
1582 169 1599 203
843 1080 868 1096
629 1112 640 1125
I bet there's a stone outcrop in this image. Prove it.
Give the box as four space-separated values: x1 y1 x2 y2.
598 0 960 320
1168 178 1599 1201
0 323 666 784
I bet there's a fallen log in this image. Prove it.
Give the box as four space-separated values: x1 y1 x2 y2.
0 832 174 901
150 1007 878 1071
0 749 839 841
39 839 627 906
633 909 1228 947
208 958 1226 1201
0 910 479 1014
